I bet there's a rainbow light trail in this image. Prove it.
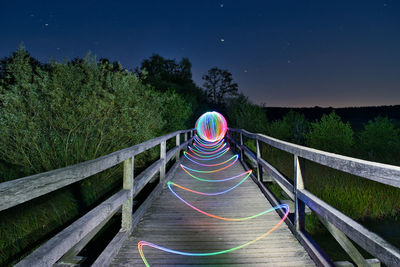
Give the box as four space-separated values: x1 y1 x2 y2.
138 112 290 266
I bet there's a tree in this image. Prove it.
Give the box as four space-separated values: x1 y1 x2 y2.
137 54 208 124
306 112 354 155
202 67 238 105
358 117 400 164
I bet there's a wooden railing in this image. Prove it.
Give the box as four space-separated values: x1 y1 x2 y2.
227 128 400 267
0 128 195 267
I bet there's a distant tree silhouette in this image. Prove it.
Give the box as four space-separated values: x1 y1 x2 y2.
202 67 238 105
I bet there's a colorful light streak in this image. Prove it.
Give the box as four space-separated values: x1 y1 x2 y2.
188 146 229 158
195 111 228 142
138 112 289 266
184 150 229 161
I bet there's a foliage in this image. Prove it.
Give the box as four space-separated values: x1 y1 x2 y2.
137 54 207 125
268 110 310 145
0 46 192 265
202 67 238 105
358 117 400 164
225 93 268 133
306 112 354 155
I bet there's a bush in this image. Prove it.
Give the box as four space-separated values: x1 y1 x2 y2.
225 93 268 133
0 46 192 265
358 117 400 164
268 110 309 144
306 112 354 155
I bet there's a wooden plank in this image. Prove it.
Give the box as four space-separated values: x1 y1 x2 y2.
0 129 194 211
111 150 315 266
298 189 400 266
160 141 166 183
92 229 129 267
15 190 129 267
133 159 163 197
229 128 400 188
316 214 369 267
122 157 134 230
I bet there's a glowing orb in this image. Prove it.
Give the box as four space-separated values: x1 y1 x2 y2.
195 111 228 142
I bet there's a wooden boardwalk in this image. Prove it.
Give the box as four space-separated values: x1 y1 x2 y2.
111 148 315 266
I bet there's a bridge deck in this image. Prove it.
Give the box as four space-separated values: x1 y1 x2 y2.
111 148 315 266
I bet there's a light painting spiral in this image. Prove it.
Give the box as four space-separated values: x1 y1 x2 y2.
137 112 289 266
195 111 228 142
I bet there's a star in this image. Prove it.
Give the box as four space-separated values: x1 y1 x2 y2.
244 69 248 73
220 3 224 8
287 60 292 64
220 38 225 42
45 23 49 27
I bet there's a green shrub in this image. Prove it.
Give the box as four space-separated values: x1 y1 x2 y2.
268 110 309 144
306 112 354 155
0 46 192 265
225 93 268 133
358 117 400 165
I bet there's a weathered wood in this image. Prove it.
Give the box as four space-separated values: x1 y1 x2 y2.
297 189 400 266
92 229 129 267
229 128 400 188
15 190 129 267
294 155 305 231
334 259 380 267
176 133 181 161
256 139 262 181
160 140 166 183
111 150 315 266
258 157 294 200
132 159 163 199
239 131 244 160
122 157 134 230
57 208 117 265
0 129 194 211
316 214 369 267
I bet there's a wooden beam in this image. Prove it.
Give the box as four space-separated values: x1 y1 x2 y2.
229 128 400 188
122 157 134 230
298 189 400 266
0 129 194 211
316 214 370 267
176 133 181 162
91 229 129 267
160 141 166 183
294 155 305 231
15 190 129 267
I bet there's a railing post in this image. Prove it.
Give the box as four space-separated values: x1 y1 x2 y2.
160 140 166 183
122 156 134 230
294 155 305 231
256 139 262 182
184 132 188 142
239 132 244 160
176 133 181 162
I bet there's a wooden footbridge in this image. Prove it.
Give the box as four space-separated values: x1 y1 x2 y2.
1 128 400 266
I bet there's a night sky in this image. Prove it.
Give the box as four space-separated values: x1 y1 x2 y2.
1 0 399 107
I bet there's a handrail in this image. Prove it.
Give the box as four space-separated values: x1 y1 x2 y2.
229 128 400 188
2 128 195 266
227 128 400 266
0 129 194 211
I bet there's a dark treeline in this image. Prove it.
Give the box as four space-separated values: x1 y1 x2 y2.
265 105 400 131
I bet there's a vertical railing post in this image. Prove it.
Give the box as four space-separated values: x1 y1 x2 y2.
239 132 244 160
122 156 134 230
176 133 181 161
160 140 166 184
294 154 305 231
184 132 188 142
190 129 193 138
256 139 262 182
